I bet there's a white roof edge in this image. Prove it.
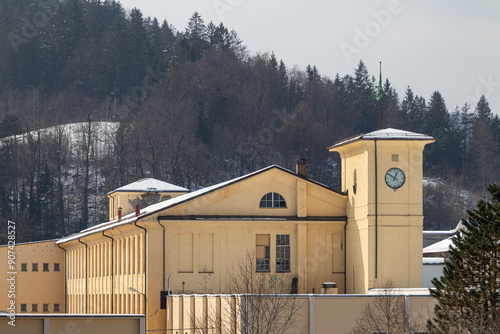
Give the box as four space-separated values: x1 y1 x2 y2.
330 128 434 148
58 165 286 244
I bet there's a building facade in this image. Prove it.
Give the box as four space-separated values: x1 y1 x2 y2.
1 128 434 332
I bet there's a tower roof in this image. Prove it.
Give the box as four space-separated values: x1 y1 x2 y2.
329 128 434 149
108 178 188 194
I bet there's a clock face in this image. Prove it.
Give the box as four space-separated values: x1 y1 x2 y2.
385 167 405 190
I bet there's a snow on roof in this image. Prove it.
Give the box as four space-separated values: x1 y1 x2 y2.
58 165 309 244
423 237 454 254
329 128 434 148
423 257 446 265
109 178 188 194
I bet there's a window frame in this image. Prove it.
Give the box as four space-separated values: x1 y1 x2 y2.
21 263 27 272
43 263 50 272
259 192 287 208
256 234 271 272
276 234 290 273
43 303 49 312
20 304 27 312
54 304 60 312
54 263 60 272
32 263 38 272
32 303 38 312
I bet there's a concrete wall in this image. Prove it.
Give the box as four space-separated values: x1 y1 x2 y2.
168 293 436 334
0 315 145 334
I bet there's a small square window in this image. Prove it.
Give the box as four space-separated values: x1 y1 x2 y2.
32 263 38 272
392 154 399 162
54 304 60 312
21 263 27 272
43 304 49 312
43 263 49 272
32 304 38 312
20 304 27 312
54 263 60 272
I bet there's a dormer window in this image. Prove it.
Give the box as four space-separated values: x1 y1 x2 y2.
259 192 286 208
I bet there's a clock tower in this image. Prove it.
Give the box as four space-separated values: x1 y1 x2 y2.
329 128 434 293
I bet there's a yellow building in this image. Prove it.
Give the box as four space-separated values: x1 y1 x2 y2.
0 128 434 332
0 240 65 315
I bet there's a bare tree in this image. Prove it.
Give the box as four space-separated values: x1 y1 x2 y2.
193 252 305 334
348 281 426 334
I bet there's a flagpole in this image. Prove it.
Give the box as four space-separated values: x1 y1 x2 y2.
379 62 382 129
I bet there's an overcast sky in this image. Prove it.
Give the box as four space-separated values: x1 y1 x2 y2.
119 0 500 115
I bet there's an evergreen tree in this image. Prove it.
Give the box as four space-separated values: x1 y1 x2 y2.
470 95 495 196
428 183 500 333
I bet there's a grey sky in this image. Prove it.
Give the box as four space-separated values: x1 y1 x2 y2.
119 0 500 115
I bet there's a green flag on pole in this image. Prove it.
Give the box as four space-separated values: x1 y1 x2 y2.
376 65 382 101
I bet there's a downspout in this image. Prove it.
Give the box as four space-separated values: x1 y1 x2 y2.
344 220 347 294
133 219 147 323
156 220 166 291
374 139 379 289
77 238 88 313
156 219 166 331
102 231 114 313
57 244 67 313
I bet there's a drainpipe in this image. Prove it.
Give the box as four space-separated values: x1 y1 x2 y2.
57 244 67 313
102 231 114 313
374 139 379 289
156 219 166 291
344 220 347 294
77 238 88 313
133 219 147 325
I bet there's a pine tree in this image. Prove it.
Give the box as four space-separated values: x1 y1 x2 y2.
428 183 500 333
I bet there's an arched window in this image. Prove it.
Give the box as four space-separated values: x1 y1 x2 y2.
259 192 286 208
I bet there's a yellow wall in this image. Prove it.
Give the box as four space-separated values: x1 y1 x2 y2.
0 240 65 314
58 167 348 331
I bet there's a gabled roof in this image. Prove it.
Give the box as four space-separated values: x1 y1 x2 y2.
329 128 434 149
57 165 345 244
423 237 454 254
108 177 188 194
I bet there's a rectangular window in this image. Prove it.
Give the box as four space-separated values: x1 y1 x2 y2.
43 304 49 312
32 263 38 272
54 304 60 312
276 234 290 272
20 304 27 312
32 304 38 312
21 263 27 272
256 234 270 272
43 263 49 272
54 263 60 272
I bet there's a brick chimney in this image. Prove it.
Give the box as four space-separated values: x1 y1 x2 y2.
118 207 122 221
296 159 307 177
135 204 140 217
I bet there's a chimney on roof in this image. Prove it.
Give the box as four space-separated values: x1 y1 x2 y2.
118 207 122 221
135 204 140 217
296 159 307 177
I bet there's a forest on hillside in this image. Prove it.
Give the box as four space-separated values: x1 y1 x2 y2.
0 0 498 242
